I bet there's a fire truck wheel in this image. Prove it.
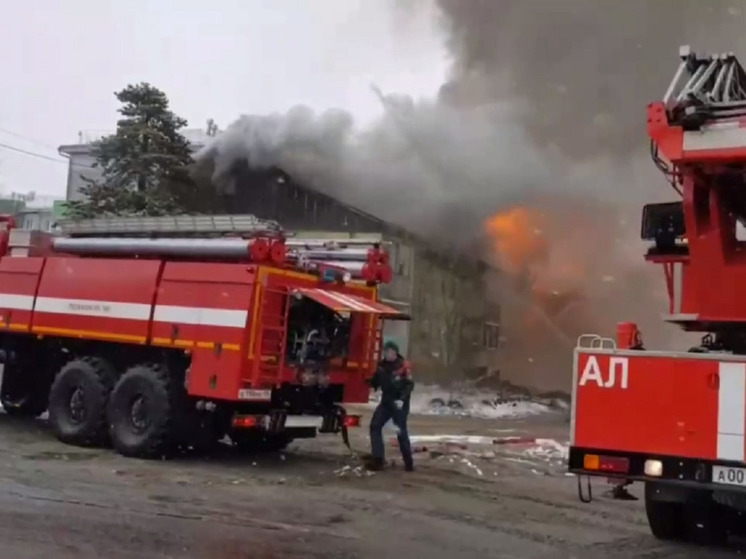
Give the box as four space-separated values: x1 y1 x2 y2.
107 363 177 459
683 498 728 546
48 357 117 447
644 482 687 541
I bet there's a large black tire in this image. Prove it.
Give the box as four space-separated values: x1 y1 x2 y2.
107 363 179 459
644 482 686 541
48 357 116 446
684 497 728 546
1 364 48 418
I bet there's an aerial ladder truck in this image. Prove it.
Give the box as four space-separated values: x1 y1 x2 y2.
569 46 746 545
0 213 407 458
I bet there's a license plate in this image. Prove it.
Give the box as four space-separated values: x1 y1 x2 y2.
284 415 324 429
712 465 746 487
237 389 271 401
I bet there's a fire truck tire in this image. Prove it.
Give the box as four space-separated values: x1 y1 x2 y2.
684 498 728 546
644 483 685 541
107 363 178 459
48 357 117 447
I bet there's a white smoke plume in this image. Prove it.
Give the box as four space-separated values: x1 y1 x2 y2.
197 95 557 247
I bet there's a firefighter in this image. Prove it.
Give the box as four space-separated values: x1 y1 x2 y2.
365 340 415 472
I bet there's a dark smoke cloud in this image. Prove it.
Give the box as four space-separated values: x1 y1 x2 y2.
199 1 746 243
194 1 746 383
196 94 554 248
436 0 746 163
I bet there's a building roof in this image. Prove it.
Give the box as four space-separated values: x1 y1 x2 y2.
227 164 492 276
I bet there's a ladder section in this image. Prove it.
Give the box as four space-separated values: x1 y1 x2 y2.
57 214 283 238
664 45 746 126
252 287 290 386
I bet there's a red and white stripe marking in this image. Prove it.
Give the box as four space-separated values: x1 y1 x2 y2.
683 119 746 151
0 293 248 329
152 305 248 328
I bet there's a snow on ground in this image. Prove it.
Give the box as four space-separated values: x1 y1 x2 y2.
505 439 570 475
365 384 554 419
403 434 568 460
527 438 570 461
400 434 571 477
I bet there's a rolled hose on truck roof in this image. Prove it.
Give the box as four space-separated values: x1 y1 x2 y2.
51 236 390 282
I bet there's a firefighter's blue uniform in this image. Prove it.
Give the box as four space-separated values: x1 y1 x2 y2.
368 341 414 471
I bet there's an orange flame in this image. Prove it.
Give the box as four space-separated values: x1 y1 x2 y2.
484 207 547 274
484 205 590 294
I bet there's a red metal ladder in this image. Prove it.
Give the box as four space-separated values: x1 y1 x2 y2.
253 287 290 385
363 316 383 372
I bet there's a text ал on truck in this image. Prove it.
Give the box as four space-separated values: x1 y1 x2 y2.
569 45 746 547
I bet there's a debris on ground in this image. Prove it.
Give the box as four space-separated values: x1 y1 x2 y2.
334 464 375 478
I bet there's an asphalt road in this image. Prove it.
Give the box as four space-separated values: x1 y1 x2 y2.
0 409 741 558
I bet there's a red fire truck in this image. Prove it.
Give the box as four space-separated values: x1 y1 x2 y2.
0 213 406 458
569 46 746 545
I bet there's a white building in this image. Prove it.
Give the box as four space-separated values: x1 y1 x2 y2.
16 207 55 232
58 128 214 202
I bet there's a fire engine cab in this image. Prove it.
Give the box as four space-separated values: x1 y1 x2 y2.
0 213 407 458
570 46 746 545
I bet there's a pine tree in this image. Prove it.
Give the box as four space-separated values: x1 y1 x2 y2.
66 83 197 219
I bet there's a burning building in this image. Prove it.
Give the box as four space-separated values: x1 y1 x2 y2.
194 157 503 384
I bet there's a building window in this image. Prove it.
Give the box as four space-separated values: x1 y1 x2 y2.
390 242 409 277
483 322 500 350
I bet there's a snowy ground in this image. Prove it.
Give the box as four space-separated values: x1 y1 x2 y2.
0 398 724 558
358 384 570 478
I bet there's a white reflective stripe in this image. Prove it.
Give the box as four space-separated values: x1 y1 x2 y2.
35 297 151 320
0 293 248 328
153 305 248 328
718 362 746 461
0 294 35 311
672 262 683 314
683 126 746 151
284 415 323 429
